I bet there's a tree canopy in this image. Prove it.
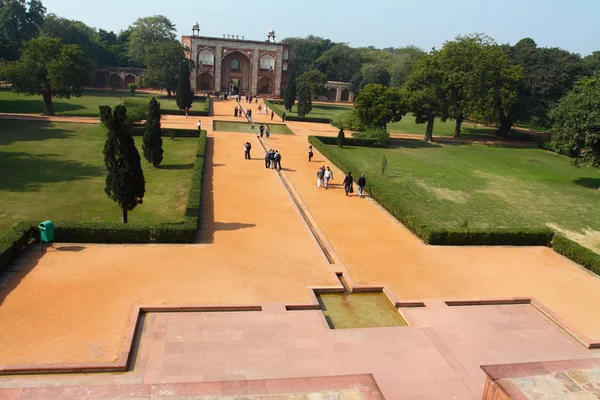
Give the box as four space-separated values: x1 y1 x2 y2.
354 83 405 129
0 0 45 60
127 15 177 66
297 69 327 99
316 43 364 82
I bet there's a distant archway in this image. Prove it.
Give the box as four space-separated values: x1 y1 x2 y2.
341 89 350 102
197 72 215 91
94 72 106 88
198 49 215 68
109 74 122 89
221 51 251 93
327 88 338 101
259 54 275 71
125 74 136 86
257 76 274 95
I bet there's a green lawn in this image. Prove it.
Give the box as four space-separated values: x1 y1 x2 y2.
387 117 497 138
0 120 198 237
266 101 352 121
0 89 208 117
213 121 294 135
322 140 600 252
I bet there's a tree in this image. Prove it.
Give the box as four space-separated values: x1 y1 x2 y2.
403 51 447 141
144 40 186 96
388 46 426 87
127 15 176 66
143 97 164 167
282 73 297 111
101 105 145 223
175 60 194 110
583 51 600 75
296 84 312 117
297 69 327 99
1 36 89 115
0 0 45 61
550 76 600 168
354 83 406 129
316 43 364 82
282 35 333 77
337 128 345 148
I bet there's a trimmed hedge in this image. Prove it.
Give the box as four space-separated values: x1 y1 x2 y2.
0 221 37 272
285 115 331 124
552 235 600 276
311 135 381 148
160 97 211 117
132 126 200 138
309 135 555 247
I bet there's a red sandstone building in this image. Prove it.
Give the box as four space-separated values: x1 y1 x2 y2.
183 28 290 98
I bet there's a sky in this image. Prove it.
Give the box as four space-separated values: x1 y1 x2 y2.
43 0 599 56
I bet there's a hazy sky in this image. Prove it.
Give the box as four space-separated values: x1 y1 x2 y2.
43 0 598 56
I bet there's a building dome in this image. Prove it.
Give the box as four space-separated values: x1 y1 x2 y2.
268 29 275 37
192 22 200 30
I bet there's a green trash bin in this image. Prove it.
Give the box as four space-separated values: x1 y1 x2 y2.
38 220 55 243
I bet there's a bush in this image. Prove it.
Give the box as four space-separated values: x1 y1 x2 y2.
121 98 148 125
285 115 331 124
353 127 390 147
552 235 600 276
309 135 380 148
128 83 137 96
332 110 366 132
0 221 37 272
132 127 199 138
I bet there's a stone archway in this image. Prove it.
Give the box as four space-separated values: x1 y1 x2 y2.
257 76 274 95
221 51 251 94
125 74 136 86
94 72 107 88
109 74 122 89
327 88 338 101
341 89 350 102
197 72 215 91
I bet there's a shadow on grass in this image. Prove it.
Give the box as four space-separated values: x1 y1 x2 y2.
160 163 194 170
389 139 442 149
0 99 86 115
0 121 74 145
574 178 600 190
0 151 104 191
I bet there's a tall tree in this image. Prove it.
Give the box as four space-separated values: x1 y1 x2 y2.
175 60 194 110
282 35 333 77
1 36 89 115
144 40 186 96
403 50 447 142
127 15 176 66
550 76 600 168
583 51 600 75
296 84 312 117
297 69 327 99
282 72 297 111
354 83 406 129
0 0 45 61
316 43 364 82
101 104 145 223
388 46 426 87
142 97 164 167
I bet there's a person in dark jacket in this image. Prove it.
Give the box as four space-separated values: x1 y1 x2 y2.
244 142 252 159
259 124 265 138
343 172 354 196
357 174 366 198
274 150 282 170
269 149 276 169
264 150 271 168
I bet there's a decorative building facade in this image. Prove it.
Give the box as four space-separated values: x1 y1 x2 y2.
183 30 290 98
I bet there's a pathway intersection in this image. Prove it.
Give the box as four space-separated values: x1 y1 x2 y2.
0 98 600 399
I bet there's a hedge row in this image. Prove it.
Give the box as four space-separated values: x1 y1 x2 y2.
160 97 212 117
552 235 600 275
309 135 554 247
132 127 200 138
0 131 207 270
285 115 331 124
312 135 382 148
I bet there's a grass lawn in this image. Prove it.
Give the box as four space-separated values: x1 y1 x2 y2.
0 119 198 237
0 89 208 117
213 120 294 135
387 116 497 138
266 101 352 121
321 140 600 252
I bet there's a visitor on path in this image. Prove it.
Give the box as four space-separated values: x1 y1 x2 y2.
255 97 259 104
258 104 262 114
244 142 252 159
269 149 276 169
185 107 189 118
357 174 366 198
343 172 354 196
249 95 253 103
259 124 265 138
247 109 253 124
197 120 202 131
271 111 275 121
274 150 282 170
265 125 271 138
308 145 314 162
317 166 325 188
282 112 286 122
324 166 334 189
234 106 239 117
264 149 271 168
264 105 269 115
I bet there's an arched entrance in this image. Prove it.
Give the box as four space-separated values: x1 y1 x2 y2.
327 88 338 101
221 51 251 94
341 89 350 102
257 76 274 95
94 72 106 88
197 72 215 91
125 74 136 86
109 74 122 89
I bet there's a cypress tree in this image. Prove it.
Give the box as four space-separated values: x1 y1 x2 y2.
102 105 146 224
296 84 312 117
337 127 345 148
175 61 194 110
143 97 164 167
283 74 297 112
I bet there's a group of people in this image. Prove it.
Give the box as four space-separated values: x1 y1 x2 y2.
264 149 282 170
235 106 276 122
242 95 259 104
259 124 271 138
316 166 366 197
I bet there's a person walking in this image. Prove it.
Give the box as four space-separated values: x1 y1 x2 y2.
244 142 252 159
343 172 354 196
357 174 366 198
274 150 282 170
265 125 271 138
308 145 314 162
317 166 325 188
324 166 334 190
259 124 265 138
264 105 269 115
197 120 202 131
282 112 286 122
264 149 271 168
185 107 189 118
258 104 262 114
269 149 276 169
234 106 238 117
271 110 275 121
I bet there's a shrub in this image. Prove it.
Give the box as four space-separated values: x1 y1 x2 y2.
552 235 600 276
0 221 36 272
353 127 390 146
128 83 137 96
132 127 199 138
337 128 345 148
332 110 366 132
121 98 148 125
285 115 331 123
